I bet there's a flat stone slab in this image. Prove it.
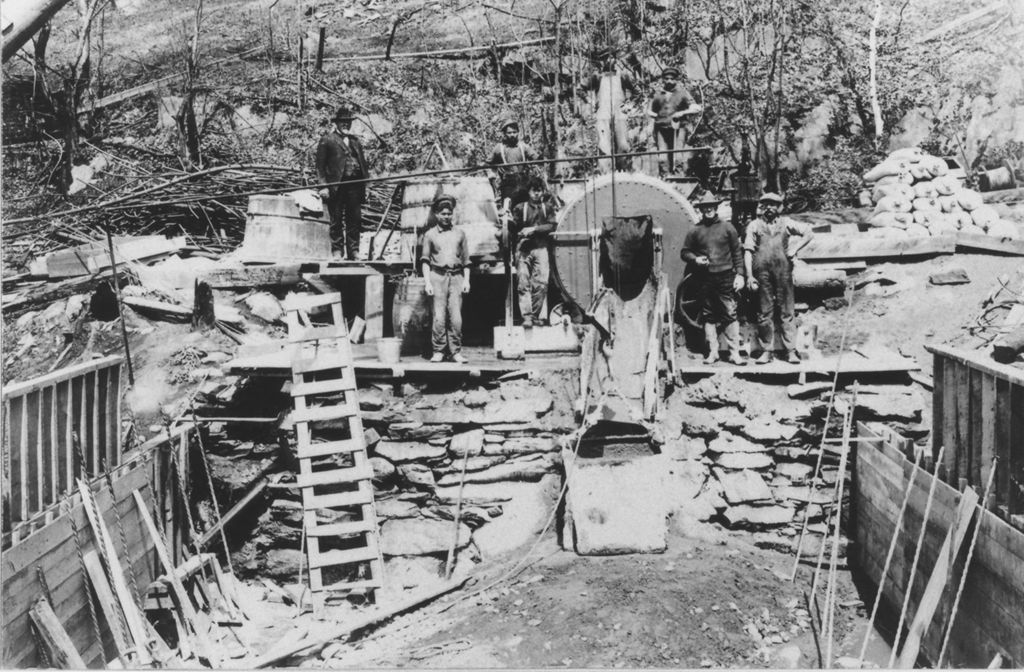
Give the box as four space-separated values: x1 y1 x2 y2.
723 504 795 528
713 468 774 504
712 452 775 470
709 432 772 454
374 441 447 463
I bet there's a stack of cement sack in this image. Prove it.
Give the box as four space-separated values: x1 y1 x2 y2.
863 148 1018 238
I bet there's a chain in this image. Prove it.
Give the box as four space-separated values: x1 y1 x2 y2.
102 462 143 612
31 566 57 667
72 429 90 480
65 497 109 660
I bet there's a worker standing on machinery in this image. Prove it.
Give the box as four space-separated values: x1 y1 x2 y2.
421 194 471 364
587 48 636 173
487 119 538 211
647 67 702 176
510 176 559 328
316 106 370 260
681 194 746 365
744 192 815 364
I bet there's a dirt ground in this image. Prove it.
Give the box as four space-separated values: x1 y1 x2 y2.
300 523 876 669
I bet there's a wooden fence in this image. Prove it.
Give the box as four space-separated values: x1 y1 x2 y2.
927 344 1024 518
2 356 124 541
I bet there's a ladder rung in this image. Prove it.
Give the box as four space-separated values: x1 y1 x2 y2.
321 577 383 593
290 377 355 397
292 352 355 374
296 464 374 488
307 519 378 537
309 544 379 569
291 402 359 424
308 486 374 510
296 438 364 459
290 324 349 343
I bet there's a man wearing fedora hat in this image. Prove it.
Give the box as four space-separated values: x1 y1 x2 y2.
487 118 538 210
647 67 701 176
743 192 814 364
316 106 371 260
681 194 746 364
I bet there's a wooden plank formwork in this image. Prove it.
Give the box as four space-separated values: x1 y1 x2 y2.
853 421 1024 668
2 356 124 542
927 344 1024 516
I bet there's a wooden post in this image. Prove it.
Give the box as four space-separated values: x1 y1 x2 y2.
105 228 135 386
192 280 216 330
315 26 326 71
364 273 384 342
28 597 87 669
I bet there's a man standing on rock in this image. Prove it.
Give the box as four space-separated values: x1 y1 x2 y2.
316 106 370 260
488 119 538 211
421 194 470 364
511 176 558 327
647 67 702 176
743 192 814 364
681 194 746 365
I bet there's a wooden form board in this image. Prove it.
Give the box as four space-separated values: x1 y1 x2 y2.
0 455 159 669
796 233 956 261
928 344 1024 515
2 356 123 538
852 422 1024 668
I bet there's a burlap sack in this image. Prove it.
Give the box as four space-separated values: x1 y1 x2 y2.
987 220 1020 239
912 197 940 212
905 224 931 238
864 160 909 183
913 180 938 198
956 189 984 211
886 147 925 162
970 205 999 230
873 196 913 214
872 182 914 203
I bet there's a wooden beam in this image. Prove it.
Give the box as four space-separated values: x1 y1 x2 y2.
196 478 268 548
27 597 87 669
896 486 980 667
131 489 220 667
364 273 385 342
1 356 124 400
955 232 1024 257
199 264 303 288
926 343 1024 386
797 234 956 261
83 549 132 667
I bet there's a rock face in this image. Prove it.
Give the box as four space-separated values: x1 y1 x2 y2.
380 518 472 557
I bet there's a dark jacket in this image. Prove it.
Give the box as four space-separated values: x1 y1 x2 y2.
511 195 558 251
315 130 370 202
680 218 743 275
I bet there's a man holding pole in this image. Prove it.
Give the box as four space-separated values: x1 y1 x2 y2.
316 106 371 260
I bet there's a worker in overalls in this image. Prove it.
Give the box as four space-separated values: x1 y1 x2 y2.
680 194 746 365
589 49 635 173
487 119 538 210
510 176 558 327
743 192 814 364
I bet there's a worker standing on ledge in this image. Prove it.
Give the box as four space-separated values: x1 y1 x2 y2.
316 106 370 260
487 119 538 211
421 194 470 364
744 192 815 365
647 67 702 176
510 176 559 328
681 194 746 365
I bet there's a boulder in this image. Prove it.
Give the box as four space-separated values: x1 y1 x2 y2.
463 389 491 408
709 432 771 454
929 267 970 285
665 459 710 507
448 429 486 457
358 389 387 411
677 403 721 438
712 452 774 470
207 454 277 501
397 463 436 489
481 437 559 456
244 292 284 323
685 375 746 409
375 497 420 519
723 505 795 528
380 518 472 556
383 556 445 590
713 468 774 504
435 453 557 486
374 441 447 464
774 461 814 482
262 548 305 580
481 398 549 423
369 456 396 482
458 476 560 557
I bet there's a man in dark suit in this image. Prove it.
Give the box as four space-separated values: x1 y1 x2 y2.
316 106 370 260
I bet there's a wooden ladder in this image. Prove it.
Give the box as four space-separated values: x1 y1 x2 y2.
283 292 383 602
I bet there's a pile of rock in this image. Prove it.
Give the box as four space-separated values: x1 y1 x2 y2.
862 147 1017 238
233 375 576 590
660 375 925 557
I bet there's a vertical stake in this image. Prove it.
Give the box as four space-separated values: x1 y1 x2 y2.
105 228 135 386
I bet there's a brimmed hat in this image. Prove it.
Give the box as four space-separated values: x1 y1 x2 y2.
693 194 723 209
332 106 356 122
433 194 457 210
499 118 519 132
759 192 784 204
661 67 680 78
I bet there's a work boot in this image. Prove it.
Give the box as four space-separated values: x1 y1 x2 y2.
522 318 534 328
724 322 745 365
703 323 719 364
451 353 468 364
755 351 774 365
725 352 746 366
430 353 444 363
785 350 801 364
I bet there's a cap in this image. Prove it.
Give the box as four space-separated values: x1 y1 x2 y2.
332 106 356 122
759 192 784 204
661 67 680 78
433 194 457 210
499 118 519 132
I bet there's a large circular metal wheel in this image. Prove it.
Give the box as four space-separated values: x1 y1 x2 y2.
675 269 702 328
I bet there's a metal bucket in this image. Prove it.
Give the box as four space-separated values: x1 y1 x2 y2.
376 337 402 364
392 275 432 356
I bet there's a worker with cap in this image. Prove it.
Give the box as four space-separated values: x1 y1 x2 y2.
510 175 559 327
681 193 746 365
647 67 702 176
487 118 538 210
743 192 815 364
420 194 470 364
316 106 371 260
586 47 636 173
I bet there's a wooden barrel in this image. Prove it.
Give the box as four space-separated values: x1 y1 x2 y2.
239 195 331 262
392 275 432 356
